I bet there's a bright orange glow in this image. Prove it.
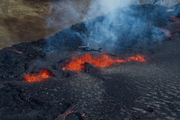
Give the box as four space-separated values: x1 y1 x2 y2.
63 53 145 72
62 67 65 70
39 70 49 78
24 69 52 82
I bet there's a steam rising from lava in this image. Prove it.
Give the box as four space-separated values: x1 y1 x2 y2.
63 53 145 72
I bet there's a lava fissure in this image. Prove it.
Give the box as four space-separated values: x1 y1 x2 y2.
63 53 145 72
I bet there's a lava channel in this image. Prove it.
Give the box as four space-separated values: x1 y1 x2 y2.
24 69 54 82
62 53 145 72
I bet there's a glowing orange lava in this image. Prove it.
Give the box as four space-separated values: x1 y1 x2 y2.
63 53 145 72
24 69 52 82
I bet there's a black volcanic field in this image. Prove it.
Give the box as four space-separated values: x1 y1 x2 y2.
0 4 180 120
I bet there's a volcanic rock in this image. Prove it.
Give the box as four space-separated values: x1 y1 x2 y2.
65 113 79 120
83 62 97 73
143 107 154 113
0 83 76 120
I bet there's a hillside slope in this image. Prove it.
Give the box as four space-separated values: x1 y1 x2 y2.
0 0 179 50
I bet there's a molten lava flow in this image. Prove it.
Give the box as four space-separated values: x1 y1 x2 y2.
126 55 146 62
63 53 145 72
24 69 52 82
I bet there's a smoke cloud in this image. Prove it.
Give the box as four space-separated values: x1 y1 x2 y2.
82 0 166 53
84 0 133 20
45 0 82 31
44 0 180 54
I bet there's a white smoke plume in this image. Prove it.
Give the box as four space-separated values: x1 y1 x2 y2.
84 0 133 20
45 0 179 53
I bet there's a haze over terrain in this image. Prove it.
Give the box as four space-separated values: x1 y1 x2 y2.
0 0 180 50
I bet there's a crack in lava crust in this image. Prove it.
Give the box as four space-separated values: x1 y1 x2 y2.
62 53 146 72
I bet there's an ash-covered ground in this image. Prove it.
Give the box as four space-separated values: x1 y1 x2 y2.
0 4 180 120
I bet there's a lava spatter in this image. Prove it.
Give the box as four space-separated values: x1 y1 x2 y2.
24 69 53 82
